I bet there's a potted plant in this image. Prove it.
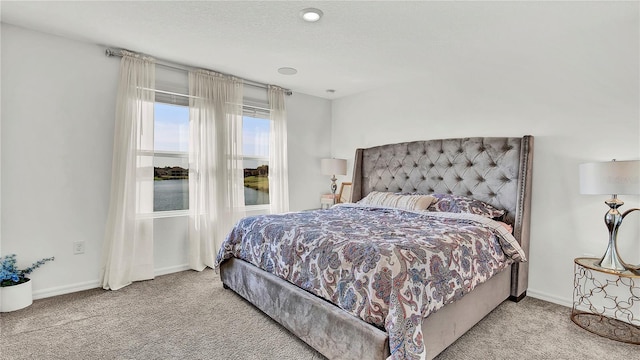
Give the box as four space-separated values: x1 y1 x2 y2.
0 254 54 312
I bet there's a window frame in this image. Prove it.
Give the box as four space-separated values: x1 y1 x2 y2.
143 87 273 216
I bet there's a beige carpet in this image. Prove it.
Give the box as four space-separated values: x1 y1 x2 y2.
1 269 637 359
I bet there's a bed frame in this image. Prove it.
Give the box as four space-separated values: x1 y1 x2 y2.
220 136 534 359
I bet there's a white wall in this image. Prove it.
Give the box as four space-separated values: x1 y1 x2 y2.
1 24 118 297
287 92 334 210
0 24 332 298
331 4 640 306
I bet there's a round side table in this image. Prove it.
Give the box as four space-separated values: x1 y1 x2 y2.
571 257 640 344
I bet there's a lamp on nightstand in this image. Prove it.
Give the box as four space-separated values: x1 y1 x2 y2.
321 158 347 205
579 159 640 272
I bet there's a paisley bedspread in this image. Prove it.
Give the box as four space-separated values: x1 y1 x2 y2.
215 204 526 360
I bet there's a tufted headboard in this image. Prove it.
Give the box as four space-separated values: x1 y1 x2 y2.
350 136 534 299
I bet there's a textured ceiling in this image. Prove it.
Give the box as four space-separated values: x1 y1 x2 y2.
0 1 635 99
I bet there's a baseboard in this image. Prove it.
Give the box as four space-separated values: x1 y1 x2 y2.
32 279 102 300
154 264 190 276
526 288 572 308
32 264 191 300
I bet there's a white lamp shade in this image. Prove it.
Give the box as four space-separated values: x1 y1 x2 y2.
321 158 347 176
579 160 640 195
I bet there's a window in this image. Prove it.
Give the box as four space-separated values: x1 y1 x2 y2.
152 104 270 211
150 77 271 211
242 115 270 206
153 102 189 212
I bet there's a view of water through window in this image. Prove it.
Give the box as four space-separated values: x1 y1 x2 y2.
153 103 189 212
153 105 271 211
243 116 270 206
154 179 189 211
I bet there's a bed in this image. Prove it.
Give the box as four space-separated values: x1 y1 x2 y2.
217 136 534 360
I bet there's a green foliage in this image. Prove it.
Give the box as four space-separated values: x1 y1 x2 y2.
244 176 269 191
0 254 55 287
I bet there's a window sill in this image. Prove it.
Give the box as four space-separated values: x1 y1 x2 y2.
138 210 189 219
137 205 270 219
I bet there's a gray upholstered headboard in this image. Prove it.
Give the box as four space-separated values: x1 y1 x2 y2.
350 136 534 299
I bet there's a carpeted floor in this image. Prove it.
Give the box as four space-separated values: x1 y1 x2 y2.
1 269 637 359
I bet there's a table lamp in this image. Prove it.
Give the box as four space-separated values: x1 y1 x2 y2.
579 159 640 272
321 158 347 204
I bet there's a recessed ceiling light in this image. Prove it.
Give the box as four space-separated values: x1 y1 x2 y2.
278 67 298 75
300 8 323 22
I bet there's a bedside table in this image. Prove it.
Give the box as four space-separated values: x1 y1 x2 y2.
571 257 640 344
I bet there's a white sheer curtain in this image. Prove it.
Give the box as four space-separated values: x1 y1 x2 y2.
101 52 155 290
268 86 290 214
188 70 245 270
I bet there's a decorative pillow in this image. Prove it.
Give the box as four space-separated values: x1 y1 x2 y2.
427 194 505 219
497 221 513 234
358 191 436 211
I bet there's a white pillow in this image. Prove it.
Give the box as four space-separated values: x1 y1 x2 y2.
358 191 436 211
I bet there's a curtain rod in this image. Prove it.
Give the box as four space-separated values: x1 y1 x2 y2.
105 48 292 96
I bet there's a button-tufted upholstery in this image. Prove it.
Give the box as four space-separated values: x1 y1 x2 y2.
351 136 534 299
353 137 527 223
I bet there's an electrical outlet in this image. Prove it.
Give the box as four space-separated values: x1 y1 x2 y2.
73 241 85 255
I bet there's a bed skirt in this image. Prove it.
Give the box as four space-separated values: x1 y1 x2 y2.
220 258 390 359
220 257 514 360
